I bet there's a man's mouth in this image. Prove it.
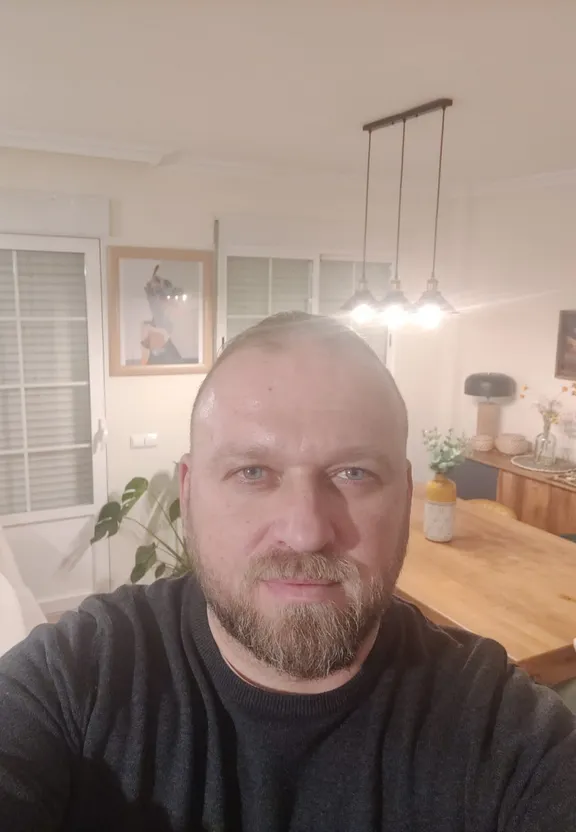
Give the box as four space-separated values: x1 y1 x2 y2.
261 578 339 600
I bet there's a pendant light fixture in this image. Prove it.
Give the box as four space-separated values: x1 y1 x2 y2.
346 98 455 329
379 118 413 329
413 103 455 329
341 131 379 323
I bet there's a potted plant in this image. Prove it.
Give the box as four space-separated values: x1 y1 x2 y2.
91 476 190 583
422 429 467 543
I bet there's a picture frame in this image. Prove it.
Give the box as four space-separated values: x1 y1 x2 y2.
555 310 576 381
108 246 214 376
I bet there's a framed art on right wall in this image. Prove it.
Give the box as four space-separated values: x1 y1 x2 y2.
555 310 576 380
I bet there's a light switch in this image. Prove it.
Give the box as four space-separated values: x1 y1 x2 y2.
130 433 158 449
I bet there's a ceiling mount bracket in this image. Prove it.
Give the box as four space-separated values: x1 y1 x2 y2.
363 98 453 134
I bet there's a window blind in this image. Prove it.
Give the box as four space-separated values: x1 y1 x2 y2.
223 255 391 363
0 454 26 516
226 256 312 341
0 250 94 516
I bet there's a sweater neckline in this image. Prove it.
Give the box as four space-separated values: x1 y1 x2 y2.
185 578 398 720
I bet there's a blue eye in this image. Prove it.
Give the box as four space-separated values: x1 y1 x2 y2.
240 467 265 481
337 468 367 481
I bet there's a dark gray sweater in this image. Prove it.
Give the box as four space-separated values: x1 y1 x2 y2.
0 576 574 831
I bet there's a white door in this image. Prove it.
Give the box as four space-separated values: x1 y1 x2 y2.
0 235 108 613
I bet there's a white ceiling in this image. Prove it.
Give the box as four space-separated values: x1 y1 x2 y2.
1 0 575 188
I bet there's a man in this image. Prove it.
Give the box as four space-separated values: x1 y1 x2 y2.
0 311 574 831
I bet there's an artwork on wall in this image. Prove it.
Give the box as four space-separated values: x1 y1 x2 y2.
555 310 576 381
108 247 214 376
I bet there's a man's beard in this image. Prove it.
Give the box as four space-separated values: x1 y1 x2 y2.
189 544 403 680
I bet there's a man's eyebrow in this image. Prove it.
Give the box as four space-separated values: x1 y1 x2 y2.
210 443 394 468
329 446 392 465
211 443 277 463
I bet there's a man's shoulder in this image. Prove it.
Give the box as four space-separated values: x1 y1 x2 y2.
66 576 197 655
12 577 203 704
388 594 510 687
1 578 193 674
78 575 193 622
384 606 576 829
389 595 575 731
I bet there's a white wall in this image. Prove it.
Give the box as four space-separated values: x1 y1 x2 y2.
1 148 574 599
447 176 576 460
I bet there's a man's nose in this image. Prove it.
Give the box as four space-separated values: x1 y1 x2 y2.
273 476 337 553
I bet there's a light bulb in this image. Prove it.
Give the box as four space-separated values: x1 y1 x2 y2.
416 303 445 330
380 303 409 330
350 303 376 324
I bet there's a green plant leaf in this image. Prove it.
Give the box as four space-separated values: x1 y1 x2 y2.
168 498 181 523
121 477 149 516
90 501 122 543
135 542 157 566
130 561 149 583
130 543 157 584
155 562 167 579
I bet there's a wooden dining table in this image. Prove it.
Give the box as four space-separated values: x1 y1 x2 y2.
396 485 576 685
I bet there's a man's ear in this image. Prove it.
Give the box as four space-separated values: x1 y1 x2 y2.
179 453 192 529
406 461 413 497
396 461 413 564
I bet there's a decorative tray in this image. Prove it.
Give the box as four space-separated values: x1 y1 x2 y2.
551 470 576 489
510 454 576 474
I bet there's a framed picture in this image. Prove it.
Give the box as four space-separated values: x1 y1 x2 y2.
555 310 576 381
108 246 214 376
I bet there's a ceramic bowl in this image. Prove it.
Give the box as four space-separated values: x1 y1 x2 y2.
495 433 530 455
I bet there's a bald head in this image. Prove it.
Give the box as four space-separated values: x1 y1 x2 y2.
190 312 408 449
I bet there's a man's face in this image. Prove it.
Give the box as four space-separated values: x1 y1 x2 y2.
180 339 411 679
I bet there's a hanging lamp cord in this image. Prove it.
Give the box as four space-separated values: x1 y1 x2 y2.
393 119 407 286
360 130 373 288
430 106 447 283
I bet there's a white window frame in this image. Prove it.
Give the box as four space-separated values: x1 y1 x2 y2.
218 246 396 371
0 234 107 527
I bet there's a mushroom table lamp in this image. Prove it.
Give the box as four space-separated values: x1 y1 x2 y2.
464 373 516 439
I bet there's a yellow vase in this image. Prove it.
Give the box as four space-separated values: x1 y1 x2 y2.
425 473 457 503
424 473 456 543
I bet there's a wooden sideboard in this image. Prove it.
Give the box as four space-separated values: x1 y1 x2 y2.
453 450 576 536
